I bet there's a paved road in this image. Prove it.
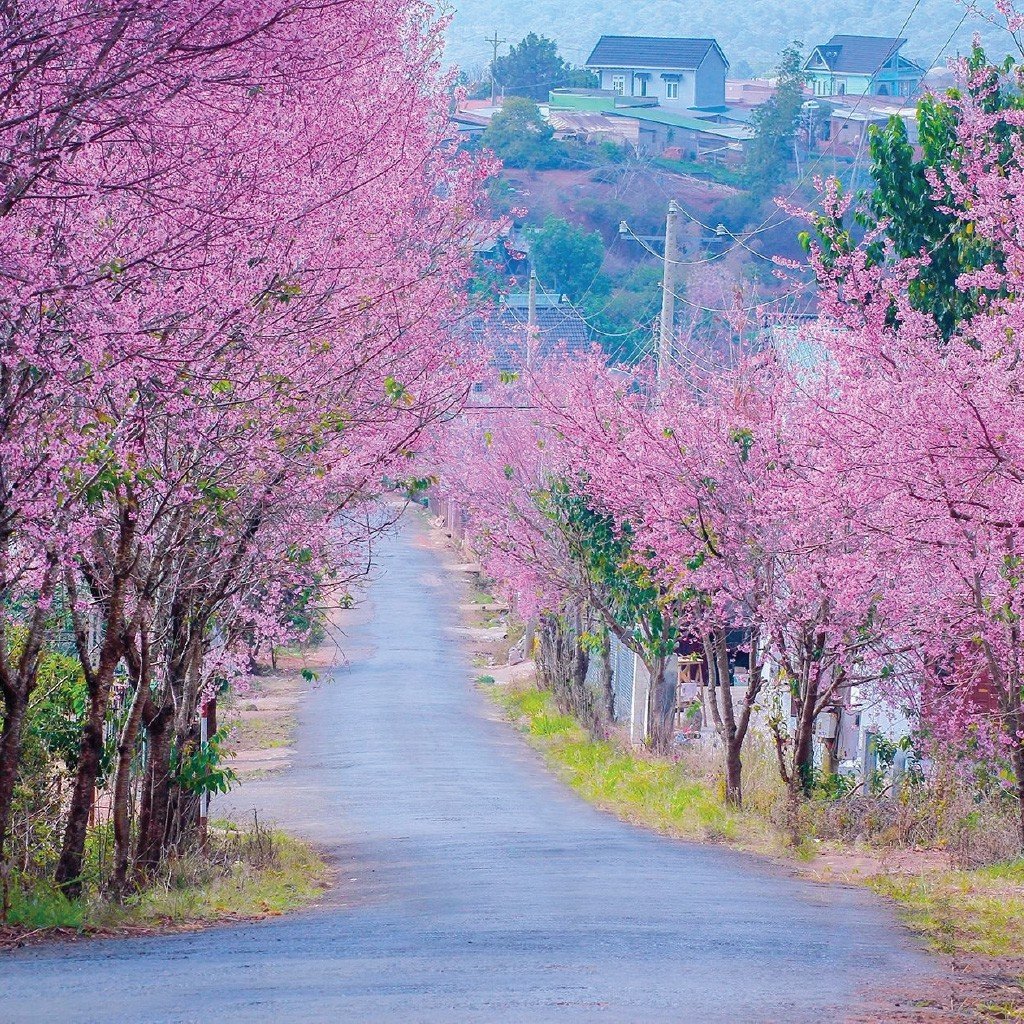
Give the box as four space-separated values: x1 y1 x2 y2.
3 512 937 1023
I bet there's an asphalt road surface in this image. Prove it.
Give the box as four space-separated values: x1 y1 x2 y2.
3 512 938 1023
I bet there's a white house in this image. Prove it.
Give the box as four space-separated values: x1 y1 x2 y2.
585 35 729 110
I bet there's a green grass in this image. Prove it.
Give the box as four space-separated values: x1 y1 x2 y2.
497 685 741 842
495 682 1024 968
5 829 329 934
653 156 746 187
6 884 86 930
870 860 1024 957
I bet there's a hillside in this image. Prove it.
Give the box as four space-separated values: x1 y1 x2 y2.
445 0 1006 77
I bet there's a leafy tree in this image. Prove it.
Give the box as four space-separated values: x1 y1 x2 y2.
744 43 806 194
492 33 597 101
864 44 1020 339
529 216 604 301
582 264 662 363
545 486 682 752
803 45 1021 341
483 97 562 169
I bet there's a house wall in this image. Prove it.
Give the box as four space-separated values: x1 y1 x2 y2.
597 67 699 108
807 71 872 97
808 69 920 98
694 48 728 107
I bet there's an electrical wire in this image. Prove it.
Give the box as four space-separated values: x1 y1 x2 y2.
733 0 969 240
531 270 653 339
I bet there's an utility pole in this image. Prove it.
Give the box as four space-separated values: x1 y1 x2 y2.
657 199 679 387
485 31 505 106
526 267 537 371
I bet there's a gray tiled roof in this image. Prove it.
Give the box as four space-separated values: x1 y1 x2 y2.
811 35 909 74
469 298 591 372
586 36 725 71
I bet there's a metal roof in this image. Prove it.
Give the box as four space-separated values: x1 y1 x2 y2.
605 106 754 140
586 36 727 71
808 35 914 75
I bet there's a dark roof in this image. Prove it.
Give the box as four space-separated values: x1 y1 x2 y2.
469 296 590 372
586 36 727 71
809 35 910 74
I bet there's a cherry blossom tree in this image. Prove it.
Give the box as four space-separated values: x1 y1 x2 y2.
798 41 1024 846
0 0 491 900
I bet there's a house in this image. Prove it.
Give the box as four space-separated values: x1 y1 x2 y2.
807 94 921 159
548 90 755 163
469 292 590 375
804 35 924 99
585 35 729 110
548 108 640 149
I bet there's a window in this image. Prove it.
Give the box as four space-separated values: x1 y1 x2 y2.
611 74 625 94
665 81 679 100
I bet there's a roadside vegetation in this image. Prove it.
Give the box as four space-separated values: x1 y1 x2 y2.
870 864 1024 958
3 819 329 943
497 685 746 843
492 676 1024 1000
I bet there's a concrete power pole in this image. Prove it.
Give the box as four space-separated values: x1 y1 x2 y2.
657 199 680 386
485 31 505 107
527 267 538 370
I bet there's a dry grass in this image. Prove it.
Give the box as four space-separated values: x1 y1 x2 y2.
227 714 297 751
4 822 330 937
869 861 1024 957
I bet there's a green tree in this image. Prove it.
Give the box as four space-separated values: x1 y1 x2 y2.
582 264 662 363
805 44 1020 341
744 43 805 194
864 44 1019 339
542 485 682 753
482 97 561 170
529 216 604 302
492 33 597 101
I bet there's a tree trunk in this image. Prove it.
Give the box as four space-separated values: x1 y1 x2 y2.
0 692 28 902
111 672 147 893
56 522 135 898
646 657 674 754
537 609 596 732
0 555 56 904
54 693 109 898
599 630 614 723
725 740 743 807
702 628 763 808
134 702 173 877
792 672 819 798
1009 723 1024 854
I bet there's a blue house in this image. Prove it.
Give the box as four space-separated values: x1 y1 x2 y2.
804 35 924 99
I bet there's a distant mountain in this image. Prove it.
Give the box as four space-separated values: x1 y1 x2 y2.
444 0 1006 79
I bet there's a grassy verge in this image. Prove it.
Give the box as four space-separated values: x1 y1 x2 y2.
869 862 1024 957
497 684 758 845
3 825 330 941
493 681 1024 965
227 713 297 751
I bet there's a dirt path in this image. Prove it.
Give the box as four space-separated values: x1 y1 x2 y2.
2 510 944 1023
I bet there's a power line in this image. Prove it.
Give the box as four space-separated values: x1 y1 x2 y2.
737 0 965 240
